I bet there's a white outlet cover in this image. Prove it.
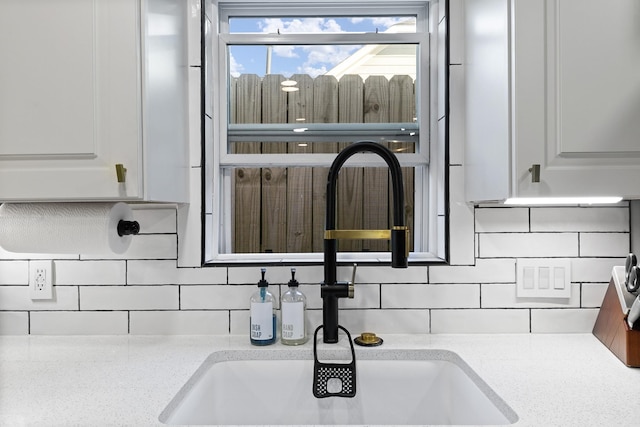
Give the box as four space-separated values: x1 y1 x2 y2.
516 259 571 299
29 260 53 300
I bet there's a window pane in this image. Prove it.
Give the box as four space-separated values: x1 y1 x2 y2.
225 166 416 254
229 139 416 155
229 44 417 80
228 44 418 154
229 17 416 34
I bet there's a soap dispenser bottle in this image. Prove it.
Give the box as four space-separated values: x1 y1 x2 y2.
281 268 308 345
250 268 276 346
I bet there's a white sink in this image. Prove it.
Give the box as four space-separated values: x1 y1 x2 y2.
159 348 517 425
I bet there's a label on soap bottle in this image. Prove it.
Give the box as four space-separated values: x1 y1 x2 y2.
281 301 304 340
250 302 273 340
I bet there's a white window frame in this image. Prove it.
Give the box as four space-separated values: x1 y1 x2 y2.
205 0 445 265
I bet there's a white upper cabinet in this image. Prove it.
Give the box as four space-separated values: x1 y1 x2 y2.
464 0 640 202
0 0 189 202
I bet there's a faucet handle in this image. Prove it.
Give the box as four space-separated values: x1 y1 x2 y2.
348 263 357 298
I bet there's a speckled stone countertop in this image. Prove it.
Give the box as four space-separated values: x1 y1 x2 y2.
1 331 640 426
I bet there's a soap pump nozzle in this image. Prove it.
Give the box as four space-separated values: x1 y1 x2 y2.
258 268 268 287
288 268 299 288
258 268 268 301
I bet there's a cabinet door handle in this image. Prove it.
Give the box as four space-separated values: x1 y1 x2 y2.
115 164 127 183
529 164 541 183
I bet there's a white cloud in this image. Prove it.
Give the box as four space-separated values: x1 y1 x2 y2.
260 17 344 35
349 17 415 31
303 45 357 66
295 45 359 77
231 16 414 77
257 17 357 76
272 45 298 58
229 53 244 77
298 64 328 78
370 17 408 29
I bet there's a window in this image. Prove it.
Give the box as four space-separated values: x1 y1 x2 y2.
204 1 446 264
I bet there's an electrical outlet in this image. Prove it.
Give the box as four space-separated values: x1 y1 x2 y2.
30 260 53 300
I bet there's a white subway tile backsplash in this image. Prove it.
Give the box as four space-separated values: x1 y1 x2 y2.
448 165 476 265
438 215 446 259
0 312 28 334
228 266 308 285
531 207 629 232
55 260 126 285
581 283 609 308
431 309 530 333
80 286 178 311
30 311 128 335
571 259 621 283
132 207 177 234
481 283 580 308
381 283 479 309
0 248 78 261
181 285 256 310
430 258 516 283
229 310 250 336
0 261 28 284
449 65 465 165
0 200 625 335
0 286 78 311
356 266 428 284
81 235 177 261
177 168 203 267
228 265 324 285
128 235 177 259
130 310 229 335
127 260 226 285
339 309 430 335
478 233 579 258
340 284 380 309
579 233 629 257
530 308 599 333
475 208 529 233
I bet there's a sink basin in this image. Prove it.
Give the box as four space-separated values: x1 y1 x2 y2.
159 348 517 425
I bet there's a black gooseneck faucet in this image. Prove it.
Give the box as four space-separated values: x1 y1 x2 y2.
321 141 409 344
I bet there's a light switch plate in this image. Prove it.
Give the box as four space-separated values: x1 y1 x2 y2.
516 259 571 299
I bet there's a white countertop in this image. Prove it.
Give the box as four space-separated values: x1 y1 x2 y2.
2 331 640 426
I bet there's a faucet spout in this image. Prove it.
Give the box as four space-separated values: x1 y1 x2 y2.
322 141 409 344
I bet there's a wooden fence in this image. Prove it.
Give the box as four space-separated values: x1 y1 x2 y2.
230 73 416 254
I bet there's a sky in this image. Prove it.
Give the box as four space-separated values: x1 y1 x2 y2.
228 16 413 78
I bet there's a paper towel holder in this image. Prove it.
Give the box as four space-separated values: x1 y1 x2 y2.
117 220 140 236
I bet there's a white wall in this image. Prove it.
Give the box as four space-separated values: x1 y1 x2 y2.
0 0 628 335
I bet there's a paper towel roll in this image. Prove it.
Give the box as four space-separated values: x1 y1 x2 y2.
0 202 135 254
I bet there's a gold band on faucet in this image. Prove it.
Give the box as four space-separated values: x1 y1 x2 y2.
324 229 391 240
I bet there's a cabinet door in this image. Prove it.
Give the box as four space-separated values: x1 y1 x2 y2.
0 0 142 200
515 0 640 198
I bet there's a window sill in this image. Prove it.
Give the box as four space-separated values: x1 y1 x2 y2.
204 252 446 266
